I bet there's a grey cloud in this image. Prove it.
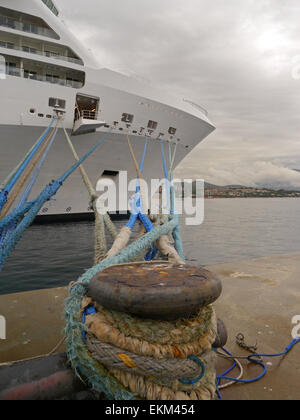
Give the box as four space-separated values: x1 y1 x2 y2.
56 0 300 188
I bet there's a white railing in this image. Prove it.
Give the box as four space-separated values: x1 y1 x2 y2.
183 99 209 117
0 16 59 40
5 67 84 88
0 39 83 66
75 109 99 121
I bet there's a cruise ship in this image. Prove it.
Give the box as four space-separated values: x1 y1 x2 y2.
0 0 215 221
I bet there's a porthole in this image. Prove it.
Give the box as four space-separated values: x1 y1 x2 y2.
46 114 52 119
38 113 44 118
29 108 36 114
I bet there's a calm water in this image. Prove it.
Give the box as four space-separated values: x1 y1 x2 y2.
1 198 300 295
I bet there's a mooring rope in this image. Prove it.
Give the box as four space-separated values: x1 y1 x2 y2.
0 121 59 218
62 125 117 264
0 117 56 212
0 130 113 269
0 127 59 246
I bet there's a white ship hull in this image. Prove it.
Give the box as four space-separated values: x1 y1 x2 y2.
0 123 212 219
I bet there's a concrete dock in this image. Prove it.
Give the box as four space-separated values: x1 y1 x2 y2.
0 252 299 400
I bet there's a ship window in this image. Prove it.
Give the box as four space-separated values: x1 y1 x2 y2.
0 41 14 49
148 120 158 130
45 50 59 58
38 113 44 118
121 113 134 124
66 77 80 88
46 73 59 83
168 127 177 135
23 23 38 35
0 16 15 29
29 109 36 114
42 0 59 17
6 62 19 77
22 46 37 54
24 70 37 80
49 98 66 109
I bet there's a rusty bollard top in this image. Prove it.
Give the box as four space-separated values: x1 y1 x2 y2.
88 263 222 321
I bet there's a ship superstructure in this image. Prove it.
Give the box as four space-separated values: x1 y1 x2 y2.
0 0 215 219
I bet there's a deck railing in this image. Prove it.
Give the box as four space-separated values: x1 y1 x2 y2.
0 40 83 66
4 66 84 88
75 109 100 121
0 16 59 40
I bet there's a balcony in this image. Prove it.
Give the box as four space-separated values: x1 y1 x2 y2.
5 65 84 89
0 15 59 40
0 41 83 66
75 110 99 121
73 109 105 135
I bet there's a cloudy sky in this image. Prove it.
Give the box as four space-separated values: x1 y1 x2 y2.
56 0 300 188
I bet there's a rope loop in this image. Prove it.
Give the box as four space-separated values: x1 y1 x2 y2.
179 356 206 385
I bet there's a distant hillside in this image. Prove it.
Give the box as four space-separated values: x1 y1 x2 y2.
193 182 248 192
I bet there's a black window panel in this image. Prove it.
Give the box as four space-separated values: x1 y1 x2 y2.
148 120 158 130
49 97 66 109
121 113 134 123
168 127 177 135
102 170 119 177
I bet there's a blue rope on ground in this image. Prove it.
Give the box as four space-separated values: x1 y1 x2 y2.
0 118 55 212
216 338 300 400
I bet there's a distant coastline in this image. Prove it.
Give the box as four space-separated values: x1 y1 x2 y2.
190 182 300 198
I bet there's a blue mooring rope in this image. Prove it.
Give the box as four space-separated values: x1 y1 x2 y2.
216 338 300 400
0 118 55 212
0 130 112 269
0 128 59 246
126 136 155 234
